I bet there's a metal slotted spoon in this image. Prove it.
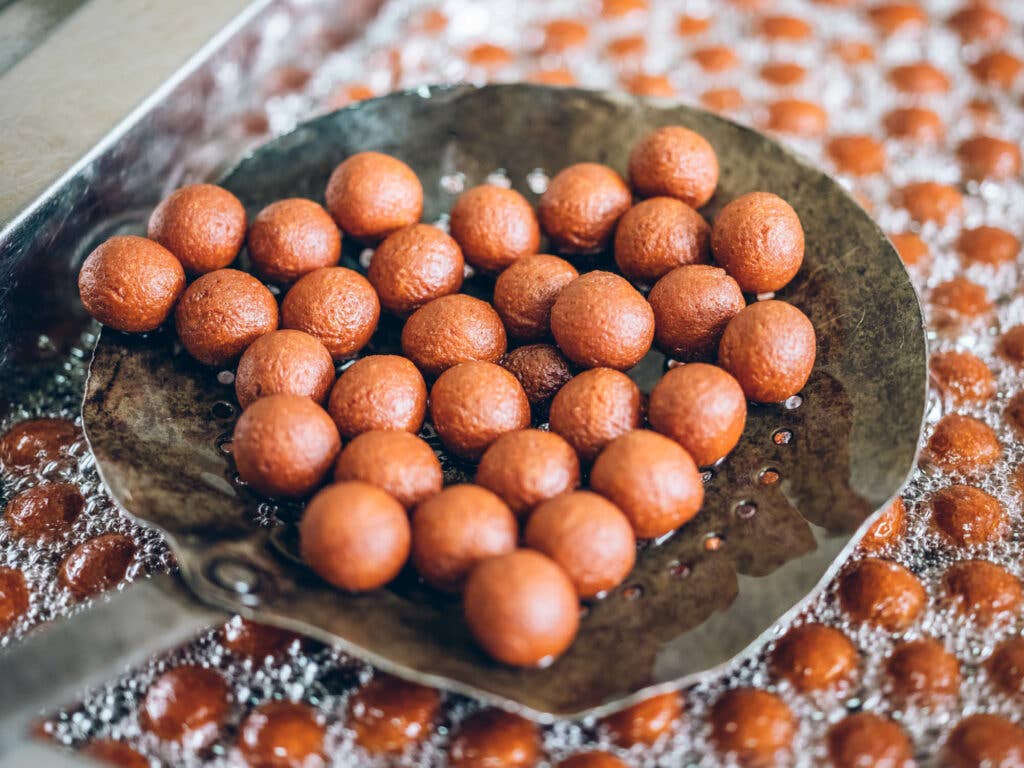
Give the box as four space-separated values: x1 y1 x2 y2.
0 84 928 734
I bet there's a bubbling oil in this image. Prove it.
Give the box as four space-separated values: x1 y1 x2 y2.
13 0 1024 764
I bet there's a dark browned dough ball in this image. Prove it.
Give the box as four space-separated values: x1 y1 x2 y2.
501 344 573 408
943 559 1022 623
925 413 1001 474
768 623 858 692
476 430 580 517
493 254 579 341
0 568 28 634
599 691 684 748
5 483 83 542
826 713 913 768
429 362 531 460
613 197 710 285
463 549 579 666
987 636 1024 696
59 533 136 599
449 184 541 272
347 674 441 755
299 481 410 591
711 192 804 294
368 224 464 316
930 349 995 404
710 688 795 767
998 325 1024 365
648 265 744 361
538 163 632 253
838 557 925 630
0 418 79 471
931 484 1007 547
550 271 654 370
78 236 186 333
140 665 230 749
590 430 703 539
237 700 326 768
525 490 636 598
148 184 246 274
281 267 379 360
411 484 518 591
549 368 643 463
232 394 340 498
944 714 1024 768
234 329 335 409
885 638 961 700
719 300 816 403
247 198 341 284
175 268 279 366
334 430 442 510
860 498 907 554
328 355 427 438
648 363 746 467
628 125 719 209
220 616 300 660
448 708 541 768
324 151 423 242
401 294 508 378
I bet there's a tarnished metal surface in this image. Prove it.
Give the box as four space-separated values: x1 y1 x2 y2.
82 84 927 718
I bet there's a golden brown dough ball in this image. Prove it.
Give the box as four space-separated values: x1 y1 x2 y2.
148 184 246 274
78 236 186 333
401 295 507 378
333 430 442 510
463 549 579 666
769 623 857 692
549 368 643 463
175 268 279 366
590 430 703 539
429 362 531 460
299 481 410 591
327 355 427 438
449 184 541 272
324 151 423 242
281 267 379 360
232 394 340 498
234 329 335 409
648 363 746 467
613 197 710 285
628 125 719 208
538 163 632 253
493 255 579 341
719 300 816 403
710 689 795 767
648 265 744 362
925 413 1001 474
838 557 925 630
599 691 683 748
346 674 440 755
476 429 580 517
447 709 541 768
247 198 341 284
411 484 518 591
550 271 654 370
524 490 636 598
711 192 804 294
367 224 464 316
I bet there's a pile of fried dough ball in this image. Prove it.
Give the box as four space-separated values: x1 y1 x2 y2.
78 124 814 666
